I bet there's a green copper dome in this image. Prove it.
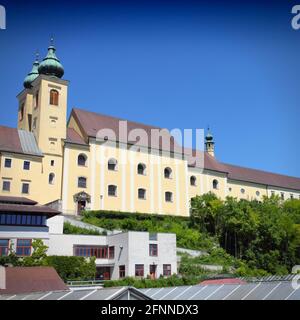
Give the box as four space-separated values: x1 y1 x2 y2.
23 55 40 89
38 39 64 78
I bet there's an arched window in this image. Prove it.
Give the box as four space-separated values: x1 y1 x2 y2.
49 173 55 185
108 185 117 197
50 89 59 106
78 154 87 166
164 167 172 179
165 192 173 202
108 158 118 171
190 176 196 186
213 179 219 190
138 188 146 200
78 177 87 188
137 163 146 175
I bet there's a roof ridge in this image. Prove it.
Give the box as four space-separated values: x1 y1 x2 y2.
72 107 165 131
222 162 300 180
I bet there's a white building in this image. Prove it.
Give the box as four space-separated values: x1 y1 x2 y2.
0 196 177 280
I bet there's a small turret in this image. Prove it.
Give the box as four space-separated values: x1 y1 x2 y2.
205 127 215 157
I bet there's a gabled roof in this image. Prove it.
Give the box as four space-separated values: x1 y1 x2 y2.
66 127 87 146
0 267 68 295
0 125 43 156
70 108 181 153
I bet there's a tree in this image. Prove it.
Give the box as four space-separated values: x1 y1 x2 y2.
22 239 48 266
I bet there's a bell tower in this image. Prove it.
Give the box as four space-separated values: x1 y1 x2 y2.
205 127 215 157
17 39 68 157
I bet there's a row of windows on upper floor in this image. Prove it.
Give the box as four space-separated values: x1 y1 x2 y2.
78 154 175 179
2 172 56 193
2 180 30 194
77 177 174 202
19 89 60 121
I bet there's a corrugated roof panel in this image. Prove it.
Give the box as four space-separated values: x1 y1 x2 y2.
18 129 43 156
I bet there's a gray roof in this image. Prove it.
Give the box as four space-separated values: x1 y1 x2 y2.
18 129 43 156
1 280 299 300
139 280 300 300
0 286 152 301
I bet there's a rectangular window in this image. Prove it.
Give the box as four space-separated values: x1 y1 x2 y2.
4 158 12 168
78 177 87 188
163 264 172 276
22 183 29 194
119 265 125 278
16 239 32 256
109 246 115 259
2 181 10 191
135 264 144 277
290 194 294 199
23 161 30 170
149 244 158 256
74 246 109 259
51 160 54 166
0 239 9 257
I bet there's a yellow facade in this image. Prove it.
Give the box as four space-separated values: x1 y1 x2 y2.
1 72 300 217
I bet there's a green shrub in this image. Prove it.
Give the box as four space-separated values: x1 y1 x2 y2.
44 256 96 282
103 275 200 289
63 221 106 235
82 210 216 251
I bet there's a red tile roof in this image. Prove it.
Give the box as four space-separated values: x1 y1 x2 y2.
222 162 300 191
66 127 87 145
0 125 23 154
71 108 181 153
187 148 300 191
0 267 68 294
200 278 247 285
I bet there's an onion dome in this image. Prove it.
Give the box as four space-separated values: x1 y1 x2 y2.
205 128 214 142
38 38 64 78
23 53 40 89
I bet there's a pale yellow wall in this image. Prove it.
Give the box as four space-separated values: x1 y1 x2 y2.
62 139 189 216
188 168 227 200
31 77 68 157
227 180 268 201
17 90 33 131
0 152 63 205
267 186 300 200
0 152 42 201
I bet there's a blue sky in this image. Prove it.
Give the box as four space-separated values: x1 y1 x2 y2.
0 0 299 177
